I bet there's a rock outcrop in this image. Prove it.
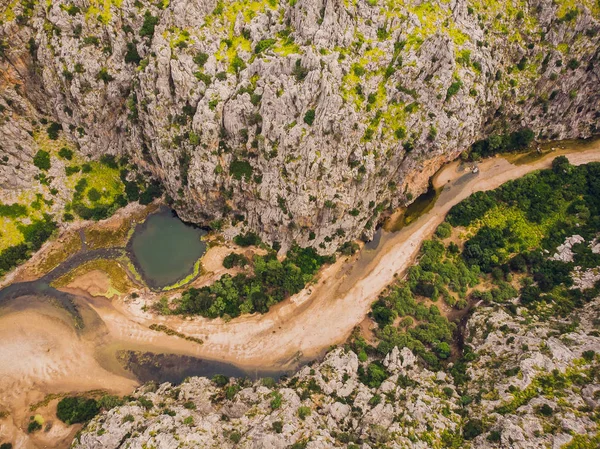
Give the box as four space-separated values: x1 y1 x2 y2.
73 294 600 448
1 0 599 250
465 297 600 448
73 347 462 449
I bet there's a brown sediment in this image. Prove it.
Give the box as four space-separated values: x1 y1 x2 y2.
113 138 600 369
0 139 598 449
0 301 137 449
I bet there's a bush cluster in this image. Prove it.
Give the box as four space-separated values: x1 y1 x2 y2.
173 245 334 318
56 397 100 425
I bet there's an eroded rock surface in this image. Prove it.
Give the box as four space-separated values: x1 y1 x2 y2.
1 0 600 251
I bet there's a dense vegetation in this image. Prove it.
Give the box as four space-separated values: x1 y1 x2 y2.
56 394 123 426
68 155 162 221
467 128 535 160
368 157 600 369
56 397 100 425
167 245 334 318
0 215 56 276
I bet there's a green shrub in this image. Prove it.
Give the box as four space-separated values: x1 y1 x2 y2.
583 350 596 361
96 68 114 83
139 11 159 37
231 54 246 73
212 374 229 387
255 38 276 53
567 58 580 70
98 395 123 410
33 150 51 171
233 232 261 247
292 59 308 81
303 109 315 126
395 127 407 139
487 430 501 442
183 401 196 410
223 252 249 269
0 203 27 218
537 403 553 416
229 159 253 181
193 52 209 66
270 391 282 410
297 406 311 420
463 419 483 440
124 42 141 64
435 222 452 239
122 414 135 423
87 188 101 202
99 154 117 169
138 185 160 204
58 147 73 160
138 397 153 410
194 72 211 85
27 420 42 433
47 122 62 140
56 397 100 425
446 80 462 101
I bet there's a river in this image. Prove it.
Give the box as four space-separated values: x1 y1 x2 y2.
0 139 598 448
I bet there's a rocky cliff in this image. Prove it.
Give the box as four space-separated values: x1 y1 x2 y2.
1 0 599 250
72 296 600 448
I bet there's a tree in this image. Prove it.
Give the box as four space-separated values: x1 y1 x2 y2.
58 147 73 160
139 11 159 37
47 122 62 140
56 397 100 425
303 109 315 126
435 222 452 239
463 419 483 440
552 155 570 174
124 42 141 64
87 188 101 202
33 150 51 170
435 341 452 359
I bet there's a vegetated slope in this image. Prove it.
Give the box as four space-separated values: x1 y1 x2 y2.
1 0 600 252
63 159 600 448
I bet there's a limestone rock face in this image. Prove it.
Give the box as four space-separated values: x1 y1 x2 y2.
466 295 600 449
73 294 600 448
1 0 600 251
73 348 461 449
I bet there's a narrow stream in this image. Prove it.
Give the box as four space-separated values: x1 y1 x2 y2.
0 207 261 386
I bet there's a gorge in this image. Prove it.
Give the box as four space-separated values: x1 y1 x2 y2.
1 0 600 448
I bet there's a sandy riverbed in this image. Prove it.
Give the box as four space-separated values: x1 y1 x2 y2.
1 140 599 449
0 301 137 448
109 139 600 368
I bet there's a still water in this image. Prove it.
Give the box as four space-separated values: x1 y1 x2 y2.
129 208 207 289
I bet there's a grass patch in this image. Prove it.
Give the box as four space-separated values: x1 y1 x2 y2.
34 232 82 274
162 259 204 291
51 258 135 296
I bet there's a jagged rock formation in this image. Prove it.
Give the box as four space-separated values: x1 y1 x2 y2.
465 297 600 448
1 0 600 251
73 347 462 449
73 296 600 448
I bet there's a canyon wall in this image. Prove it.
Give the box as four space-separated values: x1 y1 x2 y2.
1 0 599 251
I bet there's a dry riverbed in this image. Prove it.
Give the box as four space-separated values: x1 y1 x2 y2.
0 139 599 448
